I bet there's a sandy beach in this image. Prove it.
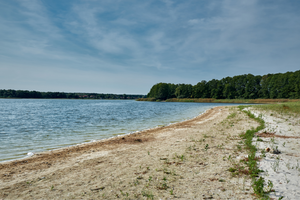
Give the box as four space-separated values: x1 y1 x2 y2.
247 107 300 199
1 105 297 199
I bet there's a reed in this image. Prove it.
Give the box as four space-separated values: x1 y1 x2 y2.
137 98 300 104
253 101 300 115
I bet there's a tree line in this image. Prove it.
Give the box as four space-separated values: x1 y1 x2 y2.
147 70 300 100
0 90 144 99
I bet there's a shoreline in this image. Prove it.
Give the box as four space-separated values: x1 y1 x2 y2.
0 107 212 166
1 106 261 199
0 106 210 165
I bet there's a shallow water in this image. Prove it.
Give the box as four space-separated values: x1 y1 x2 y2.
0 99 233 162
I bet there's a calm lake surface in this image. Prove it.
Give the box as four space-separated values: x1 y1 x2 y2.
0 99 235 162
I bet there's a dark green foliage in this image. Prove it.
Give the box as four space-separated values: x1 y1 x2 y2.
175 84 193 98
156 83 169 100
147 83 177 100
193 80 208 98
147 70 300 100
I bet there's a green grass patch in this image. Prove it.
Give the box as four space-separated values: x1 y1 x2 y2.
227 112 237 119
141 190 154 199
237 105 276 199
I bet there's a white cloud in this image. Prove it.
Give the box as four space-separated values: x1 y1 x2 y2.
1 0 300 93
67 3 142 56
18 0 62 39
188 19 203 25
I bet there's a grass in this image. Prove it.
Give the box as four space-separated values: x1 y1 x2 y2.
252 101 300 116
204 144 209 151
141 190 154 199
227 112 237 119
136 98 157 102
170 189 174 195
126 103 293 199
81 102 299 199
236 105 281 199
271 156 280 172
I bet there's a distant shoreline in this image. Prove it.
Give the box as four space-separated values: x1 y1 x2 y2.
0 98 136 100
0 89 145 99
137 97 300 104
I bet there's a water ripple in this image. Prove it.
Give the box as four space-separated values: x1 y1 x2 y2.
0 99 233 162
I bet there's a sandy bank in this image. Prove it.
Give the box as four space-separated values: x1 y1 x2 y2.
247 107 300 199
0 106 260 199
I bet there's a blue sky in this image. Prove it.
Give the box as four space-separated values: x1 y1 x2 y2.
1 0 300 94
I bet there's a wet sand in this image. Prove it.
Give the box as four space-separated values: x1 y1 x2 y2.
0 106 259 199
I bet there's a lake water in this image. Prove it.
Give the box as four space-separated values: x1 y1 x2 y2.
0 99 234 162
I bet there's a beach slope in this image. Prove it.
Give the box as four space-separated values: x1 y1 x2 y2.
0 106 259 199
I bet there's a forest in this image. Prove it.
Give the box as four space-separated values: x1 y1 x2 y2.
0 90 144 100
146 70 300 100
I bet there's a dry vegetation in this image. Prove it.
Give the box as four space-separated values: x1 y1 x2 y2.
138 98 300 104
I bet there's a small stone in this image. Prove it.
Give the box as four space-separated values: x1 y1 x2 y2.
271 149 281 154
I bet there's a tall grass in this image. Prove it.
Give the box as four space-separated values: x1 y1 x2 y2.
136 98 157 102
137 98 300 104
252 102 300 116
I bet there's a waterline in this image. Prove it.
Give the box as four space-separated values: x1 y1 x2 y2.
0 99 236 162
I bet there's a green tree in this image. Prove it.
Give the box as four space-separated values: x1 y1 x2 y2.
156 83 169 100
221 77 235 99
193 81 208 98
175 84 192 98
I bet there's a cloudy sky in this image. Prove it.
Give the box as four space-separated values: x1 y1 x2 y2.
1 0 299 94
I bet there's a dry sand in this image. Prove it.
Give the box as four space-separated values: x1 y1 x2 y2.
247 107 300 200
1 106 261 199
